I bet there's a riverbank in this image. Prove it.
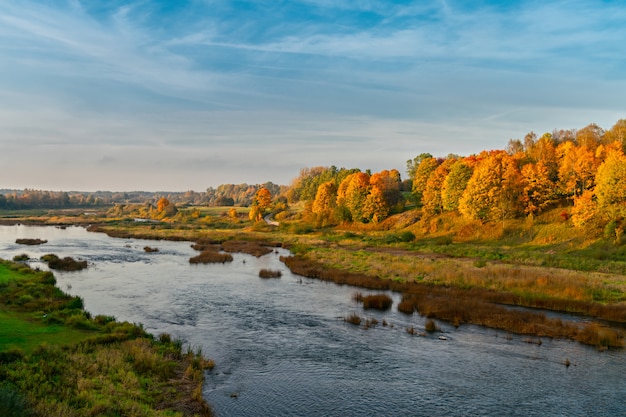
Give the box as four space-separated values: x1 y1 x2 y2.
84 220 626 349
0 259 214 417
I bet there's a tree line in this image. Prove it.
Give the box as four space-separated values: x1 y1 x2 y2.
3 119 626 234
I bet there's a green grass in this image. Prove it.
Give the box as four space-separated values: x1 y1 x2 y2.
0 307 91 353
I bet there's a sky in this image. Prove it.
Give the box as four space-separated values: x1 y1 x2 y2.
1 0 625 192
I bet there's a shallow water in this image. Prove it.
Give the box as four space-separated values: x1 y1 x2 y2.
1 225 624 416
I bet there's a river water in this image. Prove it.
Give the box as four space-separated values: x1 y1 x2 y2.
0 225 624 416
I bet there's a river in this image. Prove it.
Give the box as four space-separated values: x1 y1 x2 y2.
0 225 624 416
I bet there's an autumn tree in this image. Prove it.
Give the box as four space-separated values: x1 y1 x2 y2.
521 161 557 216
570 190 597 228
557 142 598 197
363 185 389 223
605 119 626 153
249 187 272 222
156 197 178 218
422 158 456 215
458 151 523 222
312 181 338 222
336 172 370 222
594 147 626 208
441 160 473 212
410 156 439 205
576 123 605 149
369 169 403 212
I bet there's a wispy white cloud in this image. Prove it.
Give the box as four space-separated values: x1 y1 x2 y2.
0 0 624 191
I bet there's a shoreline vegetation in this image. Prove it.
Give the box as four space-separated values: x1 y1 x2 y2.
86 219 626 349
4 215 626 350
0 259 214 417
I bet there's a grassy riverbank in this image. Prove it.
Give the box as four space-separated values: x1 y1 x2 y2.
0 259 213 417
2 206 626 350
80 206 626 347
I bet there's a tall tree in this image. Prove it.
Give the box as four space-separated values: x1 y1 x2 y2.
312 181 338 220
336 172 371 222
422 158 456 215
441 160 473 212
410 156 439 205
594 147 626 208
521 161 556 216
458 152 523 222
557 142 598 197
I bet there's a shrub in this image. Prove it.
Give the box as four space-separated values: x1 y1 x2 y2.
0 385 33 417
12 254 29 262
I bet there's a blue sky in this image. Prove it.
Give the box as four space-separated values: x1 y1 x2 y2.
1 0 625 191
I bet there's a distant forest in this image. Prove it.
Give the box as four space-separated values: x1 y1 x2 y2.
3 119 626 232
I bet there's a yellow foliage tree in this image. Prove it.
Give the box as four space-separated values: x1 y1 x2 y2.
521 161 556 216
422 158 456 215
312 181 338 221
249 187 272 222
458 152 523 222
594 147 626 208
441 160 473 212
336 172 370 222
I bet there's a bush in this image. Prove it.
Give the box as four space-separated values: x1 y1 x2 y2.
361 294 393 311
12 254 29 262
0 385 33 417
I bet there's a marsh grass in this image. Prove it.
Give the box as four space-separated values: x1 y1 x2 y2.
221 240 277 257
281 255 625 348
361 294 393 311
40 254 88 271
344 313 362 326
259 269 282 278
189 250 233 264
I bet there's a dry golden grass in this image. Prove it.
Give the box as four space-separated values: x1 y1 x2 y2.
282 255 625 348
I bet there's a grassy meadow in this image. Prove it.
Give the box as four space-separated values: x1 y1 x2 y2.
0 259 213 417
